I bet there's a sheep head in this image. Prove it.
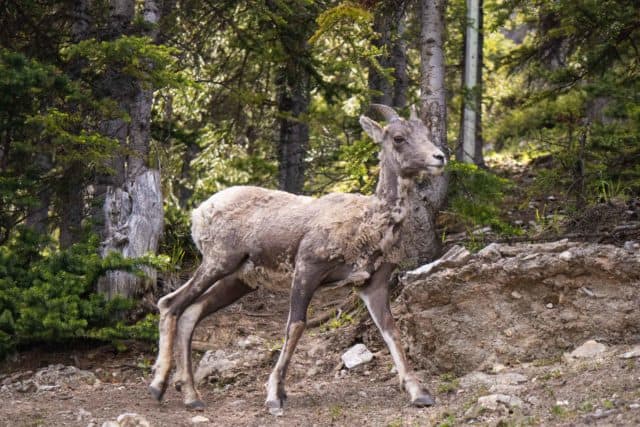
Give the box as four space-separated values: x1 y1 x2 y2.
359 104 446 178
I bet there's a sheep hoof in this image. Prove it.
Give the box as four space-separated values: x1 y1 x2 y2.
174 380 183 392
265 398 285 416
148 383 166 402
185 399 205 411
411 393 436 407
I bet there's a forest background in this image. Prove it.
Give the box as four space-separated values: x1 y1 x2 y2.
0 0 638 358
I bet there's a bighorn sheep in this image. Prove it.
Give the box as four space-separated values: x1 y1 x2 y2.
149 104 446 413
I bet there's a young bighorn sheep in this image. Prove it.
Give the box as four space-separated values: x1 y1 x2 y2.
149 104 446 413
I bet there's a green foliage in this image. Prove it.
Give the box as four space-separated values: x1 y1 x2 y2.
0 48 119 243
0 229 162 358
447 161 518 233
488 0 640 203
62 36 185 90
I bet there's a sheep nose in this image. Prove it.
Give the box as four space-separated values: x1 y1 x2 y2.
433 153 445 165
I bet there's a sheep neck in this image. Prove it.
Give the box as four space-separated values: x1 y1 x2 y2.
375 152 412 225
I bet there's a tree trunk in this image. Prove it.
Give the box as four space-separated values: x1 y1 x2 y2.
458 0 484 165
276 60 310 195
369 3 408 109
401 0 450 266
57 0 92 246
95 0 164 299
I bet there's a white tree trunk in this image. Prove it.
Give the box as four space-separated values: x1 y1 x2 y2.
460 0 483 164
398 0 449 266
419 0 448 213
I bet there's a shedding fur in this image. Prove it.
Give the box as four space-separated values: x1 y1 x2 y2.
149 104 446 412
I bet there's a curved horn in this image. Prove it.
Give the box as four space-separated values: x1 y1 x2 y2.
370 104 400 122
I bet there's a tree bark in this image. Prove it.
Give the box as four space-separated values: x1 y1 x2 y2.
369 2 408 109
95 0 165 299
276 60 310 195
458 0 484 165
399 0 450 266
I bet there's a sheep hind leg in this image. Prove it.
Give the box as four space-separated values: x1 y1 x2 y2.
149 254 246 402
173 275 255 410
359 263 435 407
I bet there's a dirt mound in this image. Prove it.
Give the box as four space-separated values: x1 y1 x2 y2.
397 240 640 375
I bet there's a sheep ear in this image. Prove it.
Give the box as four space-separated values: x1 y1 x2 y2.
359 115 383 143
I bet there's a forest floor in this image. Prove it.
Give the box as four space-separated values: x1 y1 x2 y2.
1 284 640 427
2 156 640 427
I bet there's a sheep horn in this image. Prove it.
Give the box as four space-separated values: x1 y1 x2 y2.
370 104 400 122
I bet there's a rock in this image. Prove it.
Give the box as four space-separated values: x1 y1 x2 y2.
341 344 374 369
624 241 637 252
473 226 492 235
399 241 640 376
546 303 554 309
194 350 238 384
478 243 502 261
191 415 211 424
307 366 320 377
116 413 151 427
568 340 607 359
619 345 640 359
559 250 573 261
14 379 37 393
477 394 523 411
629 403 640 409
76 407 92 421
459 371 527 390
491 363 507 373
497 373 528 385
585 408 617 420
237 335 263 349
101 422 120 427
33 365 97 390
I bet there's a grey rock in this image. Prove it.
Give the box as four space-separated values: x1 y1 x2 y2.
191 415 210 424
194 350 238 385
237 335 263 349
559 250 573 261
568 340 607 359
116 412 151 427
460 371 527 390
477 394 523 411
619 345 640 359
341 344 374 369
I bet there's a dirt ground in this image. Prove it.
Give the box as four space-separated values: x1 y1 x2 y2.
1 285 640 427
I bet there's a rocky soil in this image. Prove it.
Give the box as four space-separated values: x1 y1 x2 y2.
1 240 640 426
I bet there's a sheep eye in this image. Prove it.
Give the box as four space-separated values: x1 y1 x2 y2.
393 136 405 145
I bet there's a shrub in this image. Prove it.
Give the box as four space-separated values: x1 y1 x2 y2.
0 228 162 358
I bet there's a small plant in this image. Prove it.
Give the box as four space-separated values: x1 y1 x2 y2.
579 401 594 412
550 404 568 418
539 369 563 381
602 399 615 409
437 372 460 394
329 404 343 420
437 414 456 427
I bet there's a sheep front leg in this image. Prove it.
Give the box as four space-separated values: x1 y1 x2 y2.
265 268 320 415
359 263 435 407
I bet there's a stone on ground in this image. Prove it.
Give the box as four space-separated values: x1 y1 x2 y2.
341 344 374 369
568 340 607 359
